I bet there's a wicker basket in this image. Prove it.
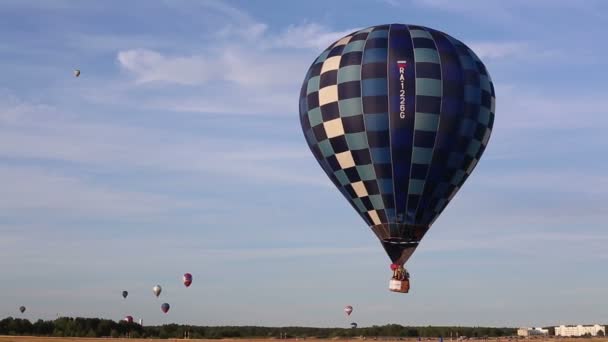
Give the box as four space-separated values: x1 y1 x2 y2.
389 279 410 293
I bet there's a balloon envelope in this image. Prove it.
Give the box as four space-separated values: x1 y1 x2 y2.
344 305 353 316
122 290 128 299
19 306 25 313
351 322 358 329
153 285 162 297
299 24 495 266
124 316 133 323
161 303 170 313
183 273 192 287
73 69 80 77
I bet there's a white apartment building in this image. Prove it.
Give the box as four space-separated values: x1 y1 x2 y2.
517 327 549 337
554 324 605 337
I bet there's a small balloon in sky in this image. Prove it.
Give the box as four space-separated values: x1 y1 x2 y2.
153 285 162 297
183 273 192 287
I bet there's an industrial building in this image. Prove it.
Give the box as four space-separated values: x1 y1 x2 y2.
554 324 605 337
517 327 549 337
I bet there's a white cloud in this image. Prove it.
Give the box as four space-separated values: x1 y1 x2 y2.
164 0 268 41
469 42 529 59
272 23 359 50
116 23 355 87
492 84 608 130
117 49 219 85
408 0 603 16
0 165 197 218
0 91 59 124
475 169 608 195
0 93 327 188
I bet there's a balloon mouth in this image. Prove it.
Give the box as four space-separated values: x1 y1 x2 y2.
383 238 420 246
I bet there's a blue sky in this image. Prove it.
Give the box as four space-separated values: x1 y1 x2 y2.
1 0 607 328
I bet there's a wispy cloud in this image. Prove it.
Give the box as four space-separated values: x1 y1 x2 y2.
407 0 604 17
117 49 218 85
0 93 327 189
490 84 608 130
272 22 359 50
0 165 200 219
468 41 565 62
117 46 309 87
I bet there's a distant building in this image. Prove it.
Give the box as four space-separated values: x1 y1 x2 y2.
517 327 549 337
554 325 605 337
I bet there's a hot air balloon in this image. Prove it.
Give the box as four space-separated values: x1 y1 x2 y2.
183 273 192 287
122 290 128 299
19 306 26 314
344 305 353 316
153 285 162 297
299 24 495 293
74 69 80 77
124 316 133 323
161 303 170 313
351 322 358 329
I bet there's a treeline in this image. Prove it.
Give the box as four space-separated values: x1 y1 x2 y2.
0 317 516 339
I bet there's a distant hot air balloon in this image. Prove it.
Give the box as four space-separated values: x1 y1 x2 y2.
19 306 26 314
344 305 353 316
161 303 170 314
124 316 133 323
138 318 143 326
183 273 192 287
153 285 162 297
122 290 128 299
351 322 358 329
299 24 495 294
74 69 80 77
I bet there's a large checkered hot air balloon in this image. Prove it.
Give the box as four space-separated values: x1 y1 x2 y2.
299 24 495 293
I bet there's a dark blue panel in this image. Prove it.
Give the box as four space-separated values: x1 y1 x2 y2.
366 38 389 49
342 115 365 133
329 136 349 153
415 29 466 224
320 102 340 120
387 24 416 223
328 45 345 57
344 167 361 182
412 38 436 49
352 149 372 165
319 70 338 88
416 62 442 79
338 81 362 99
307 92 319 110
361 62 387 78
350 32 369 41
340 52 363 67
363 96 388 113
414 131 437 148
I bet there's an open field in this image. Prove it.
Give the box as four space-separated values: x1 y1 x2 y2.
3 337 608 342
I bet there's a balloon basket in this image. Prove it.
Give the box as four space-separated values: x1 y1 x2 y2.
389 279 410 293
